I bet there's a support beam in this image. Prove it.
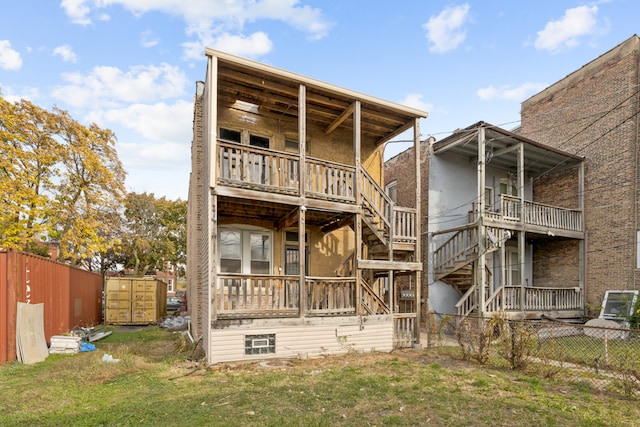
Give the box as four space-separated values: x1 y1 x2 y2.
477 126 486 316
276 208 299 231
354 100 362 316
413 118 422 345
325 102 355 135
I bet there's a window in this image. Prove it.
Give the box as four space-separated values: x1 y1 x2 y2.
385 181 398 203
245 333 276 355
249 134 269 149
499 178 518 197
219 228 272 274
506 247 520 286
484 186 494 210
284 231 309 275
167 279 174 292
220 127 241 143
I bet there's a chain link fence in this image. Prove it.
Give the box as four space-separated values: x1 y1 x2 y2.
425 313 640 398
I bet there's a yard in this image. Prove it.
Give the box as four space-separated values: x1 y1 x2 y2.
1 326 638 426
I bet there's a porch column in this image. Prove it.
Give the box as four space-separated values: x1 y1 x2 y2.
354 100 362 316
477 126 486 316
518 144 526 311
413 118 422 345
578 161 585 309
298 84 307 318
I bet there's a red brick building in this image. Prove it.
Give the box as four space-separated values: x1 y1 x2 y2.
520 35 640 310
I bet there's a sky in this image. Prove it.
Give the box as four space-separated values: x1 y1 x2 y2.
1 0 639 201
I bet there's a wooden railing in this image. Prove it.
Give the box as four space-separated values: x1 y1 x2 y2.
455 284 477 317
501 286 583 311
393 207 417 246
306 277 356 315
217 142 299 194
394 313 416 348
305 158 356 202
360 167 392 239
216 275 299 316
433 228 478 275
500 195 583 231
361 278 390 314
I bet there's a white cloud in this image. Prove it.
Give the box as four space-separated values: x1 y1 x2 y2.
399 93 433 114
0 40 22 71
61 0 331 59
423 4 470 53
0 85 40 103
477 82 548 101
97 100 193 144
534 5 600 52
60 0 91 25
141 30 159 48
51 63 188 108
53 45 78 63
209 32 274 58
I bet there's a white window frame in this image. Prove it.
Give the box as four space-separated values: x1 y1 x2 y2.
219 226 273 275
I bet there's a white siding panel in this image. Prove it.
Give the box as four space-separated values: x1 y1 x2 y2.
209 316 393 364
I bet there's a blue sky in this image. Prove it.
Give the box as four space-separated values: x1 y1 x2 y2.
1 0 639 200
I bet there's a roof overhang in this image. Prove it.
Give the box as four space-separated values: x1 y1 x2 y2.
206 48 428 146
432 121 584 177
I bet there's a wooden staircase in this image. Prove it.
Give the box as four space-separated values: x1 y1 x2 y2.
433 226 502 317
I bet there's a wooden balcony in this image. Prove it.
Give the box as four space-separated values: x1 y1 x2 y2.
469 195 583 235
216 141 417 249
215 275 359 318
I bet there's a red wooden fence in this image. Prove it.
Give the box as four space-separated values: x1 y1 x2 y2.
0 249 103 363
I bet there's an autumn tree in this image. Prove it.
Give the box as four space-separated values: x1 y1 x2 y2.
0 96 126 265
120 192 186 277
51 110 126 266
0 98 59 248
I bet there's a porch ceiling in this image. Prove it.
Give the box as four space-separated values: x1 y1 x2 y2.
432 121 584 177
208 48 428 146
217 196 351 230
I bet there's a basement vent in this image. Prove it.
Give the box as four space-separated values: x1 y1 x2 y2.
245 334 276 355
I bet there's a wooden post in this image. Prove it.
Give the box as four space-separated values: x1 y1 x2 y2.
518 144 526 311
477 126 486 316
413 118 422 345
299 84 307 318
354 100 362 316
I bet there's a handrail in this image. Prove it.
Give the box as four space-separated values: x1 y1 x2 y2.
361 277 390 314
360 167 392 231
455 284 477 317
433 228 478 274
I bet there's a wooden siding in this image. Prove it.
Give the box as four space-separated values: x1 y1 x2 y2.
209 316 394 364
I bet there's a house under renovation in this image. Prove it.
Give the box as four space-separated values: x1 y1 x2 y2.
387 122 586 320
187 49 427 364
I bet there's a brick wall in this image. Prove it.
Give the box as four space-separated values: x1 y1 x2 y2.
385 141 430 320
521 36 640 306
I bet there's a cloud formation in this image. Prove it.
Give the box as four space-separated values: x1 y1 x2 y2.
51 63 188 108
53 45 78 63
534 5 601 52
477 82 548 101
400 93 433 114
423 4 471 53
0 40 22 70
61 0 331 59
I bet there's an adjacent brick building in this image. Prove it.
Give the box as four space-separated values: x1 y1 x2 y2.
520 34 640 309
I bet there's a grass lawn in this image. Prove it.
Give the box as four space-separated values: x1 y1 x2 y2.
1 326 638 426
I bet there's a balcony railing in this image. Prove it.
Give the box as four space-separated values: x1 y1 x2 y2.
470 196 583 232
501 286 583 311
216 275 360 318
216 275 300 317
217 141 299 194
